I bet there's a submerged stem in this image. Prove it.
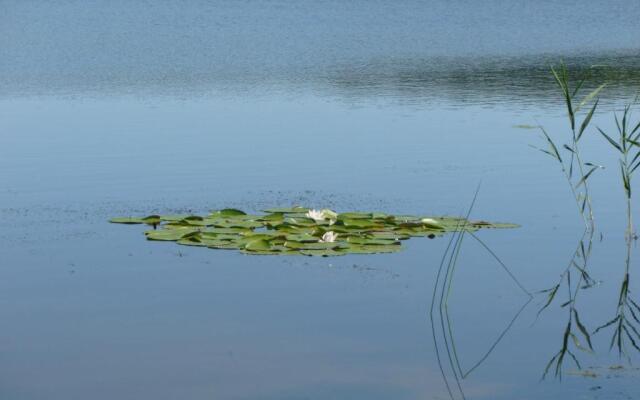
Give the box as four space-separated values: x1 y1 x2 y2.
573 149 595 231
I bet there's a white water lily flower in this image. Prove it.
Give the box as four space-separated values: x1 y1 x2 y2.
306 209 324 221
306 209 338 224
320 231 338 243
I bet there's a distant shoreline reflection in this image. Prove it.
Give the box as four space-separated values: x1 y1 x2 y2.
2 52 640 110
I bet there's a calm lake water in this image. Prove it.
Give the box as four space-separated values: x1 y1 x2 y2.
2 1 640 399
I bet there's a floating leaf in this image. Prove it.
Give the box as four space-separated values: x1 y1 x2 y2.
283 217 317 227
285 234 320 243
243 239 273 252
146 228 197 241
368 231 411 240
340 219 381 229
110 217 146 224
338 212 372 220
201 227 253 235
160 214 193 222
258 213 285 222
421 218 444 229
110 215 160 225
207 241 243 250
210 208 247 217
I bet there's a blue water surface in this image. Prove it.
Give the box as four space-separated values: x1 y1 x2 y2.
1 1 640 399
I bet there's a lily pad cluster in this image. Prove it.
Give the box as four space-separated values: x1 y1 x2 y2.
110 207 517 256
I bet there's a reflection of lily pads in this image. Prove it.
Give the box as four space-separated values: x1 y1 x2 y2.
346 237 400 246
208 241 243 250
346 244 403 254
110 207 518 256
300 249 346 257
284 241 347 250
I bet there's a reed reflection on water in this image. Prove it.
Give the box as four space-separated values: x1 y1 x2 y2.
429 67 640 398
429 223 640 398
430 189 532 400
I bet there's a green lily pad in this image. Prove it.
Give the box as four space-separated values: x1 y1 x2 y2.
209 220 262 229
244 239 273 252
368 231 411 240
159 214 193 222
110 215 161 225
283 217 317 227
284 234 320 243
182 215 205 221
420 219 445 229
340 219 382 229
273 225 317 234
371 212 389 219
202 233 243 241
207 241 243 250
258 213 285 222
110 217 146 224
239 233 284 243
176 218 214 226
337 212 372 220
176 237 207 247
146 228 198 241
394 215 423 224
202 227 253 235
142 215 161 225
210 208 247 217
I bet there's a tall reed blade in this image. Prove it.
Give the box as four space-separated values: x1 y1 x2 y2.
535 62 604 230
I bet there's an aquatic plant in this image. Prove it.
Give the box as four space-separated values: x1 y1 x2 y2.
540 231 597 379
593 103 640 358
593 237 640 359
532 63 606 377
319 231 338 243
534 63 605 230
596 102 640 238
110 207 517 257
306 209 338 224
